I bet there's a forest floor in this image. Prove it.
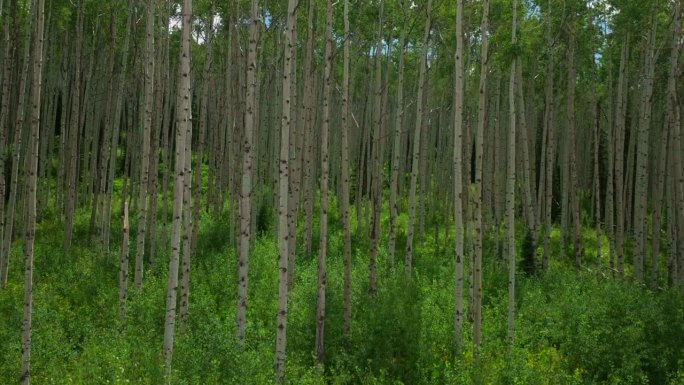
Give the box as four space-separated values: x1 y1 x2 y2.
1 198 683 384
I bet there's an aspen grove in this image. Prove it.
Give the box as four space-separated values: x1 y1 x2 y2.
1 0 684 383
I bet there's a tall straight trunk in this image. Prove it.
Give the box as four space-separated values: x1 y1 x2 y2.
275 0 297 381
633 17 657 282
135 0 155 290
162 0 191 378
237 0 259 347
388 8 406 269
368 0 384 294
506 0 517 346
21 0 43 380
341 0 352 346
300 0 315 256
614 35 630 277
179 61 193 321
567 27 582 269
593 93 602 272
0 0 15 288
605 64 616 274
405 0 431 277
63 2 82 250
541 0 555 271
453 0 465 351
315 0 333 363
473 0 489 349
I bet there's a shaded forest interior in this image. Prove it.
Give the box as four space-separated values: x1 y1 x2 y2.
1 0 684 383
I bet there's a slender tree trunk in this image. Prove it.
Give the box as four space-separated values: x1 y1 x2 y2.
405 0 431 277
315 0 333 363
20 0 43 380
614 35 630 277
633 17 657 282
368 0 384 294
592 91 603 273
300 0 315 256
0 0 15 289
453 0 465 351
388 7 406 270
63 2 82 250
135 0 155 290
275 0 297 381
473 0 489 349
541 0 555 271
341 0 353 347
236 0 259 347
162 0 191 378
506 0 517 346
566 26 583 269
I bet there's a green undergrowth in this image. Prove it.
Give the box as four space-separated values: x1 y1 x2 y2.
0 198 683 384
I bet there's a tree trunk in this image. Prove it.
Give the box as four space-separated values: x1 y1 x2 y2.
315 0 333 364
237 0 259 347
162 0 191 378
541 0 555 271
275 0 297 381
633 17 657 282
341 0 353 347
473 0 489 349
388 6 406 270
135 0 155 290
614 35 630 277
506 0 517 346
21 0 43 380
405 0 431 277
453 0 465 351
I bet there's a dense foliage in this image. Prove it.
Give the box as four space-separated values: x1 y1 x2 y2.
1 200 682 384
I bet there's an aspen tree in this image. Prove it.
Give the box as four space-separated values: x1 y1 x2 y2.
567 23 583 269
162 0 191 378
541 0 556 270
473 0 489 348
341 0 353 345
405 0 431 277
0 0 13 289
315 0 333 363
301 0 316 256
21 0 44 380
453 0 465 350
369 0 384 293
633 16 657 282
506 0 517 346
614 35 630 277
135 0 155 290
275 0 297 380
237 0 259 346
389 2 407 269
